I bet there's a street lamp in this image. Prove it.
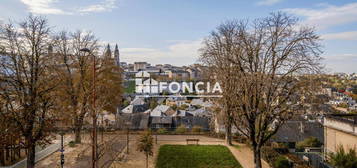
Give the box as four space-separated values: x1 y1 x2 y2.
80 48 97 168
57 119 67 168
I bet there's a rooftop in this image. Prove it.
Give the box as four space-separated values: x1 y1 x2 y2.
325 114 357 125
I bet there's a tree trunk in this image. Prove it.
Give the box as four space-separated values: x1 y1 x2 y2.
5 147 9 162
74 107 87 143
74 124 82 143
225 119 233 146
0 148 4 165
74 115 85 143
146 154 148 168
26 141 36 168
10 145 14 162
253 148 262 168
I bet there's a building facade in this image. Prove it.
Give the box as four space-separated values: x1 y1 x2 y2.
324 114 357 154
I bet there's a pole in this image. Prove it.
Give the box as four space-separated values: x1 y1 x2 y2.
101 115 104 143
60 133 64 168
126 127 129 154
92 53 98 168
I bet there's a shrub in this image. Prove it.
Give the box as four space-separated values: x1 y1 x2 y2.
175 125 186 134
68 141 76 147
337 103 348 108
178 104 189 110
192 126 202 133
262 146 280 164
123 100 129 107
273 156 290 168
329 146 357 168
149 100 158 110
157 128 168 134
171 104 178 110
296 137 322 150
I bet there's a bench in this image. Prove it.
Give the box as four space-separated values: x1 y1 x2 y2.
186 139 199 145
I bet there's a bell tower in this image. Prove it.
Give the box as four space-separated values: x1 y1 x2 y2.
114 44 120 67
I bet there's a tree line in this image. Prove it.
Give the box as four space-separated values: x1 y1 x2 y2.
0 15 122 168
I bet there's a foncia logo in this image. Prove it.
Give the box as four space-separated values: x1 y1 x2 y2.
135 71 222 97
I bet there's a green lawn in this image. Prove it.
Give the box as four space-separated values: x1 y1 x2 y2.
156 145 242 168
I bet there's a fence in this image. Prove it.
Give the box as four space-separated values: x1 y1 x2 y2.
294 152 334 168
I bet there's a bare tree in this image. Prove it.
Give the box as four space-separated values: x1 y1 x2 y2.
0 15 58 168
199 23 240 145
53 30 99 143
201 12 322 168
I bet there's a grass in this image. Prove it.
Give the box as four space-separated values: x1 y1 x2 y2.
156 145 242 168
68 141 77 147
124 80 135 93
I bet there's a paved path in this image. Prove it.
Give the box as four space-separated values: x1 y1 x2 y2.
0 136 71 168
227 144 270 168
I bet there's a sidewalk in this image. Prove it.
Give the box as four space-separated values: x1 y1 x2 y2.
0 135 71 168
227 144 270 168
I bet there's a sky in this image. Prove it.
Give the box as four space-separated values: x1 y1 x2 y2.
0 0 357 73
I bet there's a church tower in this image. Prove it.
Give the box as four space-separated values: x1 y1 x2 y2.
114 44 120 67
104 43 112 59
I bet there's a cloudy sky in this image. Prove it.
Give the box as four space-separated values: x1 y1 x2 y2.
1 0 357 73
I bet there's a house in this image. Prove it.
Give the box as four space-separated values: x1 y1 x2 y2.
271 120 324 149
117 113 149 130
165 69 190 79
321 88 333 97
134 62 148 71
186 68 199 79
190 99 213 110
349 104 357 110
166 97 187 106
131 97 146 105
213 115 239 134
97 112 116 127
150 116 173 128
191 99 204 106
172 110 193 117
324 114 357 154
121 104 148 114
150 105 175 117
202 101 213 110
189 108 212 117
156 98 166 104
